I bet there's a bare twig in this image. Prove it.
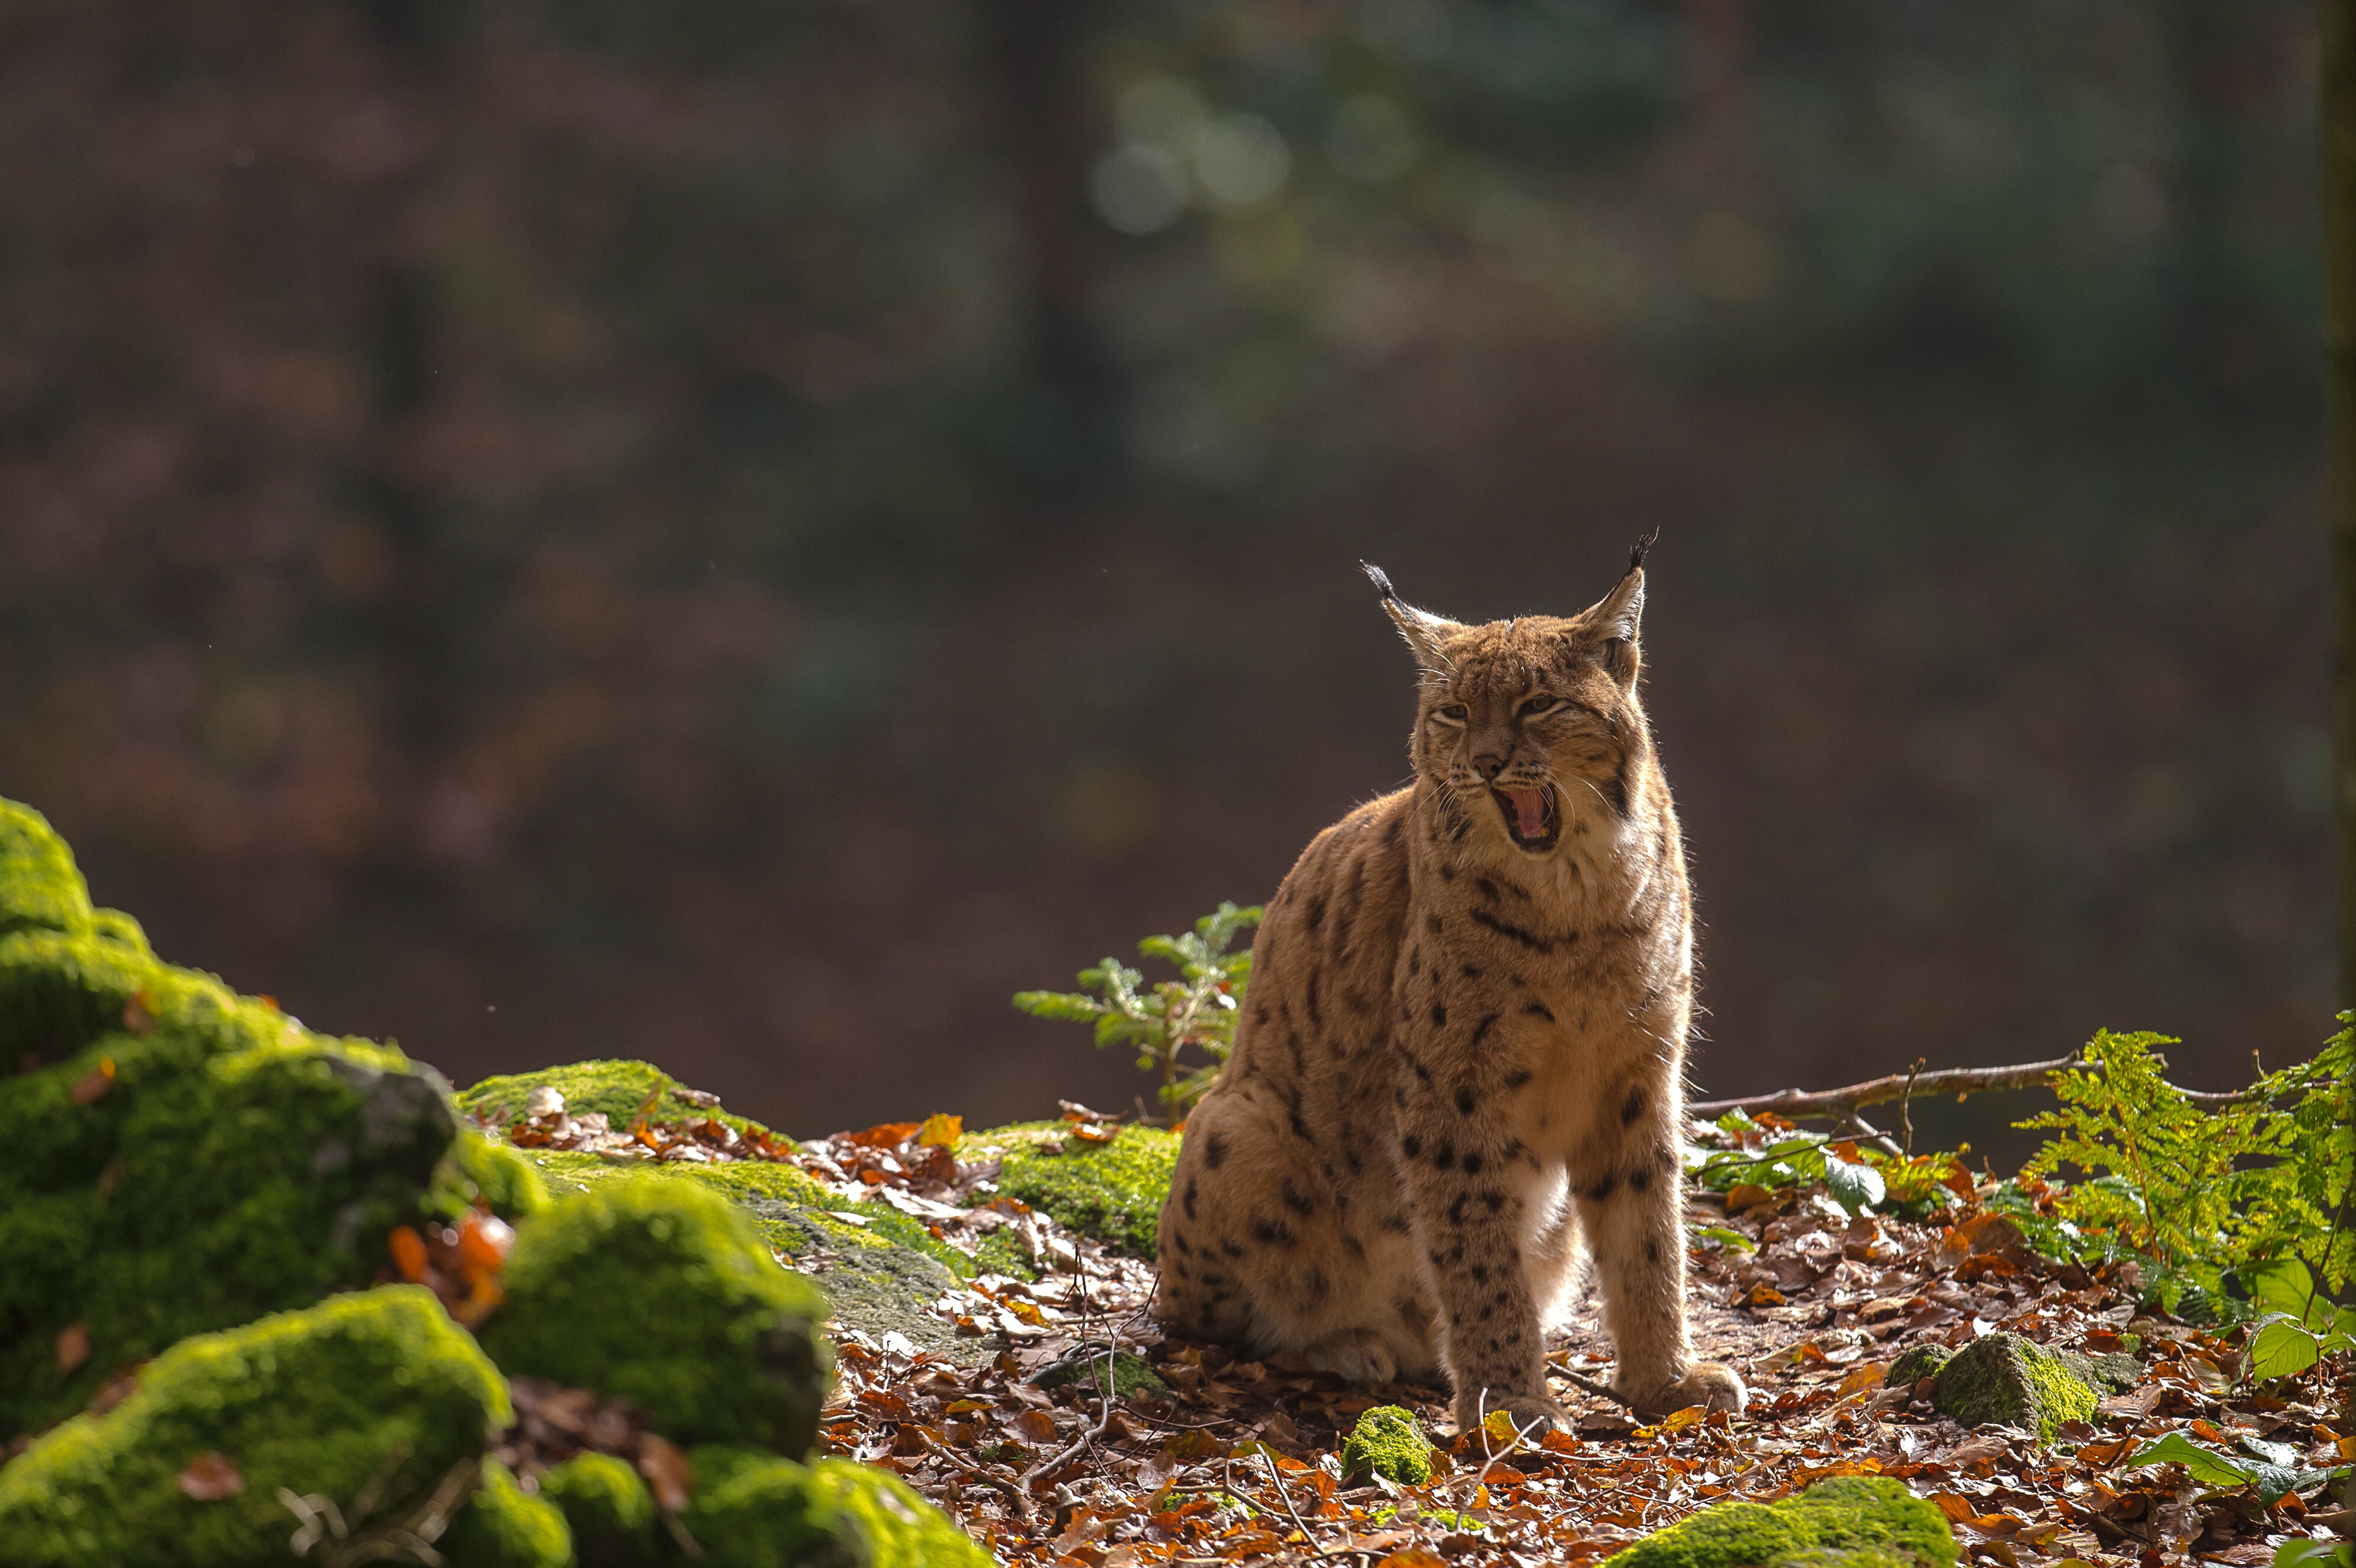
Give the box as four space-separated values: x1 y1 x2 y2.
1548 1360 1637 1411
1899 1058 1924 1158
1690 1051 2265 1118
1259 1449 1318 1545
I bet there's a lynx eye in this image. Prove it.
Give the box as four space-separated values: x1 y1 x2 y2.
1435 704 1469 722
1518 697 1560 719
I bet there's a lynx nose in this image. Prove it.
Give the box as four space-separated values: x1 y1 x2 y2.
1472 752 1507 781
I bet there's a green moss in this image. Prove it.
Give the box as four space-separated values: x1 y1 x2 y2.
442 1458 573 1568
478 1175 833 1457
963 1122 1179 1257
0 1022 460 1437
501 1126 986 1360
1035 1350 1165 1399
1885 1345 1953 1389
1340 1405 1434 1486
1930 1333 2097 1442
539 1452 656 1566
1607 1477 1959 1568
0 1287 509 1568
0 801 94 937
433 1126 553 1222
678 1448 991 1568
973 1227 1039 1280
458 1060 772 1140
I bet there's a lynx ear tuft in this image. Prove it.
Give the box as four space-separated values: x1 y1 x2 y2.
1580 545 1648 685
1627 528 1660 575
1364 563 1462 671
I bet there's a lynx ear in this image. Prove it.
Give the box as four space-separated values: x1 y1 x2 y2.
1577 531 1654 683
1362 562 1463 673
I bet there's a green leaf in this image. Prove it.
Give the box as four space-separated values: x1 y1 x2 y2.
1823 1153 1886 1212
2247 1319 2322 1382
2249 1258 2320 1323
2274 1541 2355 1568
2127 1432 2261 1489
1690 1226 1757 1254
2127 1434 2343 1505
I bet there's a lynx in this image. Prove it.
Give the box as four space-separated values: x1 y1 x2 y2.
1154 541 1745 1431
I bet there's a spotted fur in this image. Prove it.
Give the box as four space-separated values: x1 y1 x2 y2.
1154 543 1746 1432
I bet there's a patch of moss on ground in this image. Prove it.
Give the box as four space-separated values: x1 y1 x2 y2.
962 1121 1179 1257
1035 1349 1164 1399
1931 1334 2098 1442
0 1287 509 1568
1340 1405 1434 1486
479 1175 832 1456
1607 1477 1959 1568
457 1060 775 1141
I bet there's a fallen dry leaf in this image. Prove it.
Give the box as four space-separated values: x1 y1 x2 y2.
69 1056 115 1105
54 1322 89 1375
637 1432 694 1512
177 1451 245 1501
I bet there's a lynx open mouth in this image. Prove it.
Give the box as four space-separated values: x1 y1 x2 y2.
1491 785 1561 852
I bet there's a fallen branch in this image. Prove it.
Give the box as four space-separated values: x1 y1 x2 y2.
1690 1052 2256 1119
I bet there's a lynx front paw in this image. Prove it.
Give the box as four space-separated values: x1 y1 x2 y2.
1624 1360 1748 1419
1452 1389 1569 1438
1299 1329 1400 1384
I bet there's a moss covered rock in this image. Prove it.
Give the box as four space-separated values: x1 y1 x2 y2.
442 1457 574 1568
964 1121 1179 1257
682 1448 992 1568
0 1286 509 1567
1340 1405 1434 1486
459 1060 767 1142
0 801 94 938
1930 1334 2097 1442
0 972 461 1436
540 1451 656 1565
1885 1345 1953 1389
480 1175 833 1457
1606 1476 1959 1568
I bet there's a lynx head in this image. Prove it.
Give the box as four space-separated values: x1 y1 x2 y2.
1363 536 1657 857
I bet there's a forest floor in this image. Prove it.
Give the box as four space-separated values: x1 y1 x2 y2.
792 1119 2352 1568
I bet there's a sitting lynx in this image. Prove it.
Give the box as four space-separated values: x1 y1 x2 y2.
1155 541 1744 1431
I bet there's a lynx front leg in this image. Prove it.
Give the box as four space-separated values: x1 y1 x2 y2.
1574 1102 1745 1418
1397 1120 1566 1435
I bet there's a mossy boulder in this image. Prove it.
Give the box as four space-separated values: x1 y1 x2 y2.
1885 1345 1953 1389
1930 1334 2098 1442
490 1094 987 1362
1 976 461 1437
0 1286 510 1567
479 1175 833 1457
0 801 94 938
442 1457 574 1568
683 1447 992 1568
539 1451 656 1564
963 1121 1179 1257
1606 1476 1959 1568
1340 1405 1434 1486
458 1060 767 1141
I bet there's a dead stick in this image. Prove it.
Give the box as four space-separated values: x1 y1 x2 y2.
1689 1053 2259 1118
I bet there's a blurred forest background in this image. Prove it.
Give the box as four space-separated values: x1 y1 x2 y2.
0 0 2331 1151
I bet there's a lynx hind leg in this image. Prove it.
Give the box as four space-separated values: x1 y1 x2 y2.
1157 1091 1346 1349
1575 1115 1746 1418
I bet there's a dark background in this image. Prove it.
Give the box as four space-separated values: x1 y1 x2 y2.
0 0 2331 1158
